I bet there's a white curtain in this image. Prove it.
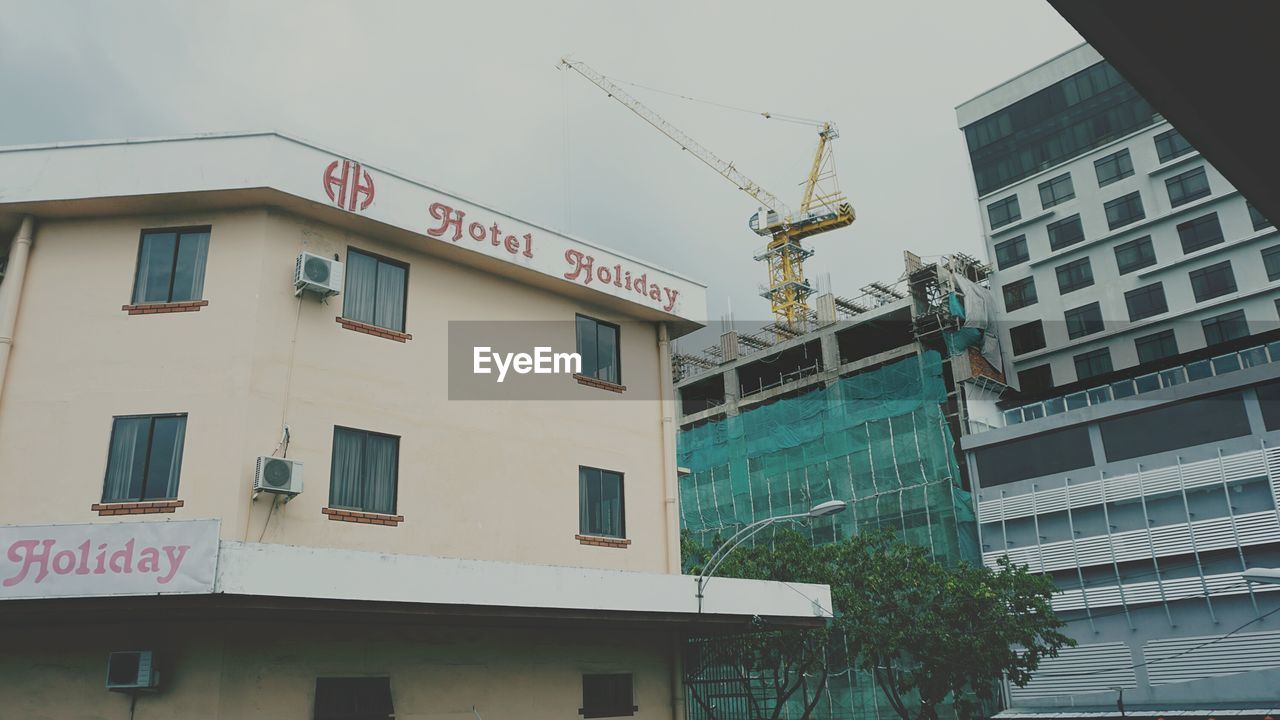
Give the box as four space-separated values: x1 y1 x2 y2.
144 416 186 499
103 417 149 501
375 262 405 332
132 232 176 303
171 231 209 302
579 467 623 537
330 428 366 509
344 251 379 326
363 434 398 515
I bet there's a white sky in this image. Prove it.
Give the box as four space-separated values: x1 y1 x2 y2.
0 0 1082 338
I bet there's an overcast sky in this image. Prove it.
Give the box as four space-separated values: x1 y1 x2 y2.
0 1 1082 341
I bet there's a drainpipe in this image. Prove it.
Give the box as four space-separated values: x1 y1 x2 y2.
0 216 35 408
657 322 681 574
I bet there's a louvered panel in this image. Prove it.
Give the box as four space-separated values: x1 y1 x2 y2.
1233 511 1280 545
1034 491 1068 515
1105 476 1143 503
1050 572 1280 612
1145 630 1280 686
1180 456 1222 488
1068 482 1104 508
1009 642 1136 699
1220 450 1265 482
1140 466 1182 496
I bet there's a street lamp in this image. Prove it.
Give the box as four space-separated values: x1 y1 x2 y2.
694 500 847 612
1242 567 1280 585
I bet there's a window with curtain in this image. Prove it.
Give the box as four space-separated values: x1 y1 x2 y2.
132 228 210 304
343 249 407 332
1065 302 1104 339
102 414 187 502
1189 261 1237 302
576 314 621 385
579 466 624 539
330 427 399 515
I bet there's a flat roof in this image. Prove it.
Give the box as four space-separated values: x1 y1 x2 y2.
955 43 1101 128
0 132 707 336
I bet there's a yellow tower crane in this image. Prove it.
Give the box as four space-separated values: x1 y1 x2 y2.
559 58 855 330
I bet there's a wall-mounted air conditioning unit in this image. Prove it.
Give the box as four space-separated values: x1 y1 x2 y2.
294 251 343 296
254 456 304 498
106 650 159 691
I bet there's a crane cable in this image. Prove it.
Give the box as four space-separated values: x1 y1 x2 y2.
605 74 826 128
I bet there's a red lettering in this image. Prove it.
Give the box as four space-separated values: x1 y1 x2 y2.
3 539 54 586
503 235 520 254
564 249 594 284
427 202 465 242
468 222 487 242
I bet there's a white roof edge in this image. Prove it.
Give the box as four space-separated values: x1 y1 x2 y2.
0 130 706 289
955 43 1100 127
213 541 833 620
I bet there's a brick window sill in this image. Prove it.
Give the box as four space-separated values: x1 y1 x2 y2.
573 374 627 393
322 507 404 526
122 300 208 315
576 534 631 548
92 500 184 516
336 317 413 343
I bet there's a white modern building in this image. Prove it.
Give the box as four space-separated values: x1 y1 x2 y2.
955 45 1280 717
0 132 831 719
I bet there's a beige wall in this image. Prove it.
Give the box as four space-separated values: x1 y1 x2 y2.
1 617 677 720
0 208 674 573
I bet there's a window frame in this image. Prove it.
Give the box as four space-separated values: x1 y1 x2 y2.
575 314 623 385
1009 320 1046 356
1165 166 1211 208
1189 261 1237 303
1114 236 1156 275
1154 128 1193 163
101 413 188 503
1065 302 1105 340
1094 148 1134 187
313 677 394 720
1262 245 1280 282
1134 329 1178 364
987 195 1022 230
1001 276 1037 311
1248 201 1272 231
1038 173 1075 209
1202 309 1248 346
994 235 1029 269
1055 257 1094 294
329 426 401 515
579 465 626 539
1103 191 1146 230
580 673 637 719
1073 347 1114 381
1176 213 1224 254
130 226 212 305
342 247 410 333
1017 364 1053 395
1047 214 1086 251
1124 282 1168 322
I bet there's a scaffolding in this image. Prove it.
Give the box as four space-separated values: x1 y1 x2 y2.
678 351 981 719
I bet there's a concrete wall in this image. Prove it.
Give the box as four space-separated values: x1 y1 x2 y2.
0 207 675 572
0 617 677 720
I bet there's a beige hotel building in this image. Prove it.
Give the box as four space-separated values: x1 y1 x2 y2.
0 133 829 719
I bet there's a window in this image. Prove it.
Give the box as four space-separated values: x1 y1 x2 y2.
1009 320 1046 356
1047 215 1086 251
1165 167 1210 207
314 677 394 720
1095 149 1135 187
1114 236 1156 274
1055 257 1094 294
1262 245 1280 281
576 315 621 385
1189 261 1236 302
1002 276 1037 311
1176 213 1224 254
1039 173 1075 209
1202 309 1248 346
343 249 407 332
1065 302 1104 339
102 414 187 502
974 425 1094 487
988 195 1021 229
131 228 210 304
1124 282 1168 321
1248 201 1272 231
1104 191 1145 230
581 674 636 719
1135 329 1178 364
1154 128 1193 163
1017 364 1053 395
994 235 1029 269
579 466 625 538
1073 347 1113 381
329 427 399 515
1100 393 1250 462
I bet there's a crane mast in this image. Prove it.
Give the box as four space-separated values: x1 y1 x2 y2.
560 58 855 330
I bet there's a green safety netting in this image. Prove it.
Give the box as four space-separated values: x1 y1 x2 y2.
678 351 981 719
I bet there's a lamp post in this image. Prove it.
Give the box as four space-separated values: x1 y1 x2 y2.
1242 567 1280 585
694 500 847 613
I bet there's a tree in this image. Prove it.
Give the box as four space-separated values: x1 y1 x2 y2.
683 528 1074 720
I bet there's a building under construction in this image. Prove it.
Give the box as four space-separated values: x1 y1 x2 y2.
674 252 1004 719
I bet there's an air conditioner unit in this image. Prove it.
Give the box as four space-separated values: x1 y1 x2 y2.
106 650 159 691
254 455 304 497
294 251 344 296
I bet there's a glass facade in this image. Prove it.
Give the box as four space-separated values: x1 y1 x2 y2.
963 61 1158 196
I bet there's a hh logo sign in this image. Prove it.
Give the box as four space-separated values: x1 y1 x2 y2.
0 519 218 599
324 159 375 212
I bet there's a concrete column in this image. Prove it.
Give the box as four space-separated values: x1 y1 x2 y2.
0 215 35 409
657 323 681 574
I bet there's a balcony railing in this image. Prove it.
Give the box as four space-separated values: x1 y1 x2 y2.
1002 341 1280 428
